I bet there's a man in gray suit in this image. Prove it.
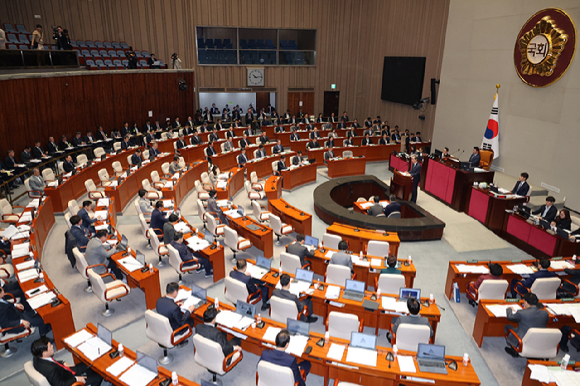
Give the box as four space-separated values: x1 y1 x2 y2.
272 274 317 323
163 214 179 245
286 234 315 266
366 196 384 216
504 293 549 357
85 230 124 280
168 156 182 175
207 189 229 225
387 298 432 343
29 168 45 196
329 240 353 272
138 189 153 222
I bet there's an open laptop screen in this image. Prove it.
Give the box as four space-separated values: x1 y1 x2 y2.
204 229 214 244
136 351 158 373
120 235 128 248
350 332 376 350
399 288 421 300
345 279 365 293
417 343 445 360
135 250 145 265
295 268 313 283
191 284 207 301
256 256 271 270
304 235 318 247
236 300 256 318
97 323 112 346
287 318 309 336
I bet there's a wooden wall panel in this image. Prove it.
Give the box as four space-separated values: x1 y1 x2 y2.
0 0 449 140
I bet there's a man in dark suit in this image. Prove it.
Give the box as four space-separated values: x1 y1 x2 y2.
69 215 90 251
336 121 347 129
532 196 557 223
362 133 373 146
509 258 557 298
196 307 241 360
225 127 235 139
409 155 421 203
341 111 349 122
366 196 383 216
96 127 108 141
215 119 224 131
149 142 161 159
351 119 361 128
255 144 267 158
32 141 47 159
199 122 209 133
143 119 152 133
276 155 288 176
384 195 402 217
309 128 320 139
78 200 99 232
378 133 390 145
4 150 24 175
157 282 195 332
62 155 75 173
171 232 213 277
343 137 354 147
150 201 167 235
324 146 335 162
469 147 481 168
275 123 286 133
205 143 217 159
290 129 300 141
59 135 72 150
286 234 315 266
190 132 203 146
306 138 320 150
258 132 270 144
237 148 248 167
145 129 156 147
245 109 254 126
163 214 179 245
84 130 96 144
259 330 311 386
209 128 220 143
504 293 549 357
387 298 433 343
131 149 143 165
20 146 33 164
272 140 284 154
272 274 317 323
121 136 132 150
244 125 255 137
71 132 85 147
512 172 530 196
292 151 304 166
238 134 250 148
391 129 401 142
230 259 270 311
0 284 51 337
175 134 187 150
121 122 131 137
47 137 60 155
31 337 102 386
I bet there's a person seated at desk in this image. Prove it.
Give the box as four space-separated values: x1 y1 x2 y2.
362 133 373 146
120 135 132 151
509 258 556 298
345 127 356 138
343 137 354 147
207 189 229 226
273 274 317 323
366 196 383 216
504 293 548 357
336 121 347 129
157 282 195 335
259 132 270 145
364 117 373 128
244 124 255 137
96 126 108 141
163 214 179 245
71 132 85 147
131 149 143 165
292 151 305 166
552 209 571 231
85 229 124 280
70 215 90 251
325 135 335 148
237 148 248 167
199 122 209 133
225 127 236 139
512 172 530 196
381 255 401 274
20 146 33 164
47 137 60 155
208 164 219 187
412 132 422 142
466 263 504 301
276 155 288 176
222 137 234 153
309 128 320 139
260 330 311 386
316 113 324 123
175 134 187 150
121 122 131 137
1 282 52 338
78 200 100 233
190 131 203 146
171 231 213 277
287 234 315 266
208 128 220 143
468 147 481 168
29 168 45 196
150 142 161 159
32 141 47 159
303 121 314 131
328 113 337 123
62 155 75 173
85 130 96 144
151 201 169 238
290 128 301 141
387 298 433 343
378 133 390 145
306 138 320 150
255 144 267 158
215 119 224 131
272 140 284 154
275 123 285 133
110 128 121 139
329 240 353 272
558 325 580 353
168 156 182 175
173 117 181 128
232 118 242 129
391 128 401 143
350 118 361 128
531 196 557 223
231 259 270 311
196 307 242 361
324 146 335 162
239 133 250 148
31 337 102 386
138 189 153 221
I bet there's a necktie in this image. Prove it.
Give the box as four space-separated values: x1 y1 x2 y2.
51 359 76 375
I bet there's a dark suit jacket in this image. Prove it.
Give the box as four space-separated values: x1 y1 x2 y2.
78 208 96 229
209 133 220 142
379 138 390 145
260 349 305 386
170 240 194 262
410 162 421 185
506 306 549 345
63 160 75 173
150 209 168 232
4 156 17 169
244 128 255 137
520 269 557 289
272 288 303 313
156 296 191 331
277 161 288 172
309 132 320 139
469 153 481 168
324 151 334 161
290 133 300 141
256 149 267 158
20 151 32 164
176 139 186 149
230 270 261 296
259 136 270 144
384 202 402 217
286 242 314 266
532 205 558 223
237 154 248 165
150 148 160 158
512 181 530 196
336 122 347 129
70 225 90 248
121 140 132 150
306 141 320 149
239 138 250 148
226 130 235 139
32 147 44 159
32 357 77 386
85 135 95 143
46 142 59 155
554 217 571 231
59 140 71 149
343 138 354 146
196 323 236 357
367 204 383 216
190 135 203 145
206 147 216 157
362 138 373 146
96 131 107 141
72 137 84 147
0 300 24 331
131 154 142 165
273 144 284 154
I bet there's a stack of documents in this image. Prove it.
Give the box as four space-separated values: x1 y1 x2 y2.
507 264 535 275
95 224 109 231
528 363 580 385
16 260 35 270
12 231 30 240
345 347 377 367
286 335 309 357
174 289 203 312
174 222 191 233
216 199 229 207
17 269 39 283
119 363 157 386
224 209 242 219
360 202 373 209
262 327 282 342
164 181 174 189
19 212 33 222
47 181 58 187
97 198 110 207
326 344 346 360
25 285 49 297
246 262 269 280
216 181 227 189
551 261 575 270
455 264 490 274
117 256 144 272
27 199 41 208
77 336 112 361
13 242 31 257
382 297 409 313
486 304 522 317
215 310 254 330
94 210 108 220
325 286 341 300
351 255 370 267
397 356 417 373
109 181 118 188
185 235 210 251
172 173 180 180
106 357 135 377
547 303 580 323
28 291 57 310
64 330 94 348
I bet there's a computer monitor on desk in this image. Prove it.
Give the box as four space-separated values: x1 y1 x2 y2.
433 149 442 158
203 229 214 244
295 268 314 284
399 287 421 301
256 255 271 271
287 318 309 336
304 235 318 247
97 323 112 346
191 284 207 303
136 351 158 373
236 300 256 318
350 332 376 350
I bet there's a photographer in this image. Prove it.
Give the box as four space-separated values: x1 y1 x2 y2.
125 47 138 69
54 26 72 50
171 53 182 69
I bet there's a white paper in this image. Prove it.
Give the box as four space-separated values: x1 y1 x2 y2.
275 279 311 296
486 304 522 318
106 356 135 377
12 231 30 240
345 347 377 367
1 225 18 239
262 326 282 342
164 181 174 189
119 363 157 386
216 199 229 206
325 250 335 258
47 181 58 187
285 335 309 357
25 285 49 297
97 198 110 207
109 181 118 187
185 235 210 251
246 262 268 280
527 364 551 384
174 222 191 233
94 210 108 220
381 297 410 313
216 181 227 189
360 202 373 209
215 310 243 329
397 355 417 373
507 264 535 275
64 330 94 348
19 212 32 222
235 316 255 331
27 291 57 310
118 256 143 272
549 369 580 386
371 258 382 268
327 343 346 361
551 261 574 270
17 269 39 283
455 264 490 274
77 336 112 361
16 260 35 270
325 285 341 300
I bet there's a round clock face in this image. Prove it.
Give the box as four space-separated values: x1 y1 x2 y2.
248 69 264 86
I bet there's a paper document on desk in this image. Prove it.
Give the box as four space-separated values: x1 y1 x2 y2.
64 330 94 348
498 188 511 194
507 264 535 275
325 285 341 300
246 262 268 280
381 297 408 313
97 198 110 207
106 356 135 377
13 242 30 253
360 202 373 209
19 212 32 222
12 231 30 240
352 255 370 267
77 336 112 361
487 304 522 318
94 210 108 220
25 285 48 297
224 209 242 219
551 261 575 270
164 181 174 189
235 316 255 331
174 222 191 233
371 258 383 268
17 269 39 283
109 181 118 188
397 355 417 373
324 250 335 258
455 264 490 274
527 364 551 383
28 291 56 309
47 181 58 187
216 181 227 189
16 260 35 270
216 199 229 207
286 335 309 357
345 347 377 367
275 279 311 296
262 327 282 343
95 224 109 231
1 225 18 239
549 369 580 386
119 363 157 386
118 257 143 272
185 236 210 251
216 310 244 329
326 343 346 361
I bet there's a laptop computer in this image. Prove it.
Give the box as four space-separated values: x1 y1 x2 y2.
350 332 376 350
342 279 366 302
190 284 207 307
97 323 112 346
399 287 421 301
287 318 309 337
295 268 314 284
237 207 245 217
416 343 448 374
101 154 107 161
116 234 128 251
256 255 271 271
236 300 256 318
135 250 146 265
434 149 442 158
136 351 158 373
517 204 531 219
203 229 214 244
538 218 551 230
304 235 318 248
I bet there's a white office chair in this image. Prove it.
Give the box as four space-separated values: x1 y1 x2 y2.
178 156 185 169
270 296 305 324
515 277 561 300
145 309 192 365
143 149 150 160
366 240 390 257
135 199 151 222
24 178 43 198
73 247 105 293
161 132 168 140
93 147 106 159
0 264 14 281
387 211 401 218
392 324 431 352
271 161 278 175
142 179 163 200
507 328 562 359
112 161 124 176
195 180 210 201
224 276 262 305
269 214 293 245
323 233 341 250
98 168 112 187
220 143 227 153
192 334 243 384
201 172 213 189
149 228 168 267
245 181 266 204
127 154 133 166
57 162 65 175
197 199 209 228
42 168 55 182
138 214 152 249
0 319 35 358
67 200 80 216
76 154 88 167
0 198 24 222
257 361 303 386
253 149 260 158
64 212 72 229
85 179 106 199
224 226 251 261
161 163 170 177
207 213 226 238
467 279 509 304
204 147 213 158
252 201 270 222
151 170 166 189
113 142 122 152
167 244 200 284
24 360 51 386
375 274 406 295
326 264 352 286
88 269 130 316
280 252 304 274
326 311 363 340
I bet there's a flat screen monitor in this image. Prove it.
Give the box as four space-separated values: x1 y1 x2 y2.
399 288 421 300
97 323 112 346
256 256 271 270
345 279 365 294
287 318 309 336
236 300 255 318
136 351 158 373
295 268 313 283
135 250 145 265
304 235 318 247
350 332 377 350
191 284 207 301
380 56 426 106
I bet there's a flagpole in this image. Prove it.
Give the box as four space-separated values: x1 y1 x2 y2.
496 84 500 92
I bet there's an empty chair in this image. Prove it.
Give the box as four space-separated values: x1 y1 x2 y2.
18 34 30 44
250 171 265 190
251 201 270 222
323 233 341 250
269 296 305 324
64 212 72 229
93 147 106 158
269 214 293 245
148 228 168 267
88 269 130 316
192 334 243 383
245 181 266 203
326 311 363 340
207 214 225 238
145 310 192 365
197 199 208 228
138 213 152 248
0 198 25 222
151 170 166 189
224 226 251 261
167 244 199 284
76 154 88 167
366 240 390 257
85 179 106 199
257 360 305 386
112 161 124 176
224 276 262 305
73 247 105 293
16 24 30 34
325 264 352 286
6 33 19 44
142 179 163 200
195 180 210 201
467 279 509 304
41 168 55 182
506 328 561 359
375 274 406 295
98 169 113 186
67 200 80 216
113 142 122 152
391 324 431 352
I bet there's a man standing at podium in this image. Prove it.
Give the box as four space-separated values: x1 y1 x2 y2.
409 155 421 203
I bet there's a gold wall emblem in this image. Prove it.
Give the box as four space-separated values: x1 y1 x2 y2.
517 16 567 76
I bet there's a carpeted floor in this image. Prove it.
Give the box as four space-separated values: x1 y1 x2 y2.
2 162 557 386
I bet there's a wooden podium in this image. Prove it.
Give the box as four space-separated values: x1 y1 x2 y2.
390 169 413 201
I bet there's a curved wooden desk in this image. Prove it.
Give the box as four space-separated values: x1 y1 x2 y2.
467 186 527 231
264 176 282 200
327 157 367 178
268 198 312 235
280 163 317 190
245 151 296 179
215 167 245 200
160 161 205 207
327 223 400 256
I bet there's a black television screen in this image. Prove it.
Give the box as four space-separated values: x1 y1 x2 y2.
381 57 426 106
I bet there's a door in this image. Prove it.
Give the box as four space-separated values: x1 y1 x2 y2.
287 92 301 115
255 92 270 112
287 92 314 116
324 91 339 118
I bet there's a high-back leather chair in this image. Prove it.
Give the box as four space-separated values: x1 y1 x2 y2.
257 361 300 386
280 252 302 274
391 324 431 352
269 214 293 245
24 360 50 386
326 264 351 286
68 200 80 216
252 201 270 222
224 276 262 305
85 179 106 199
224 226 251 261
376 274 406 295
506 328 561 359
478 149 494 170
167 244 199 283
148 228 168 267
144 309 192 365
88 269 130 316
0 198 23 222
322 233 341 250
192 334 243 383
270 296 303 324
366 240 390 257
93 147 106 159
326 311 362 340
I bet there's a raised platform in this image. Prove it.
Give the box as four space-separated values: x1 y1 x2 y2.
313 175 445 241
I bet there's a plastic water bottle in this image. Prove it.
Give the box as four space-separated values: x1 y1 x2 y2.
360 251 363 260
172 371 178 385
453 283 461 303
407 255 412 265
573 255 577 265
376 289 381 298
561 354 570 370
429 294 435 305
118 343 124 357
257 313 262 324
392 344 398 358
215 298 219 309
463 353 469 367
324 331 330 344
149 263 153 271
